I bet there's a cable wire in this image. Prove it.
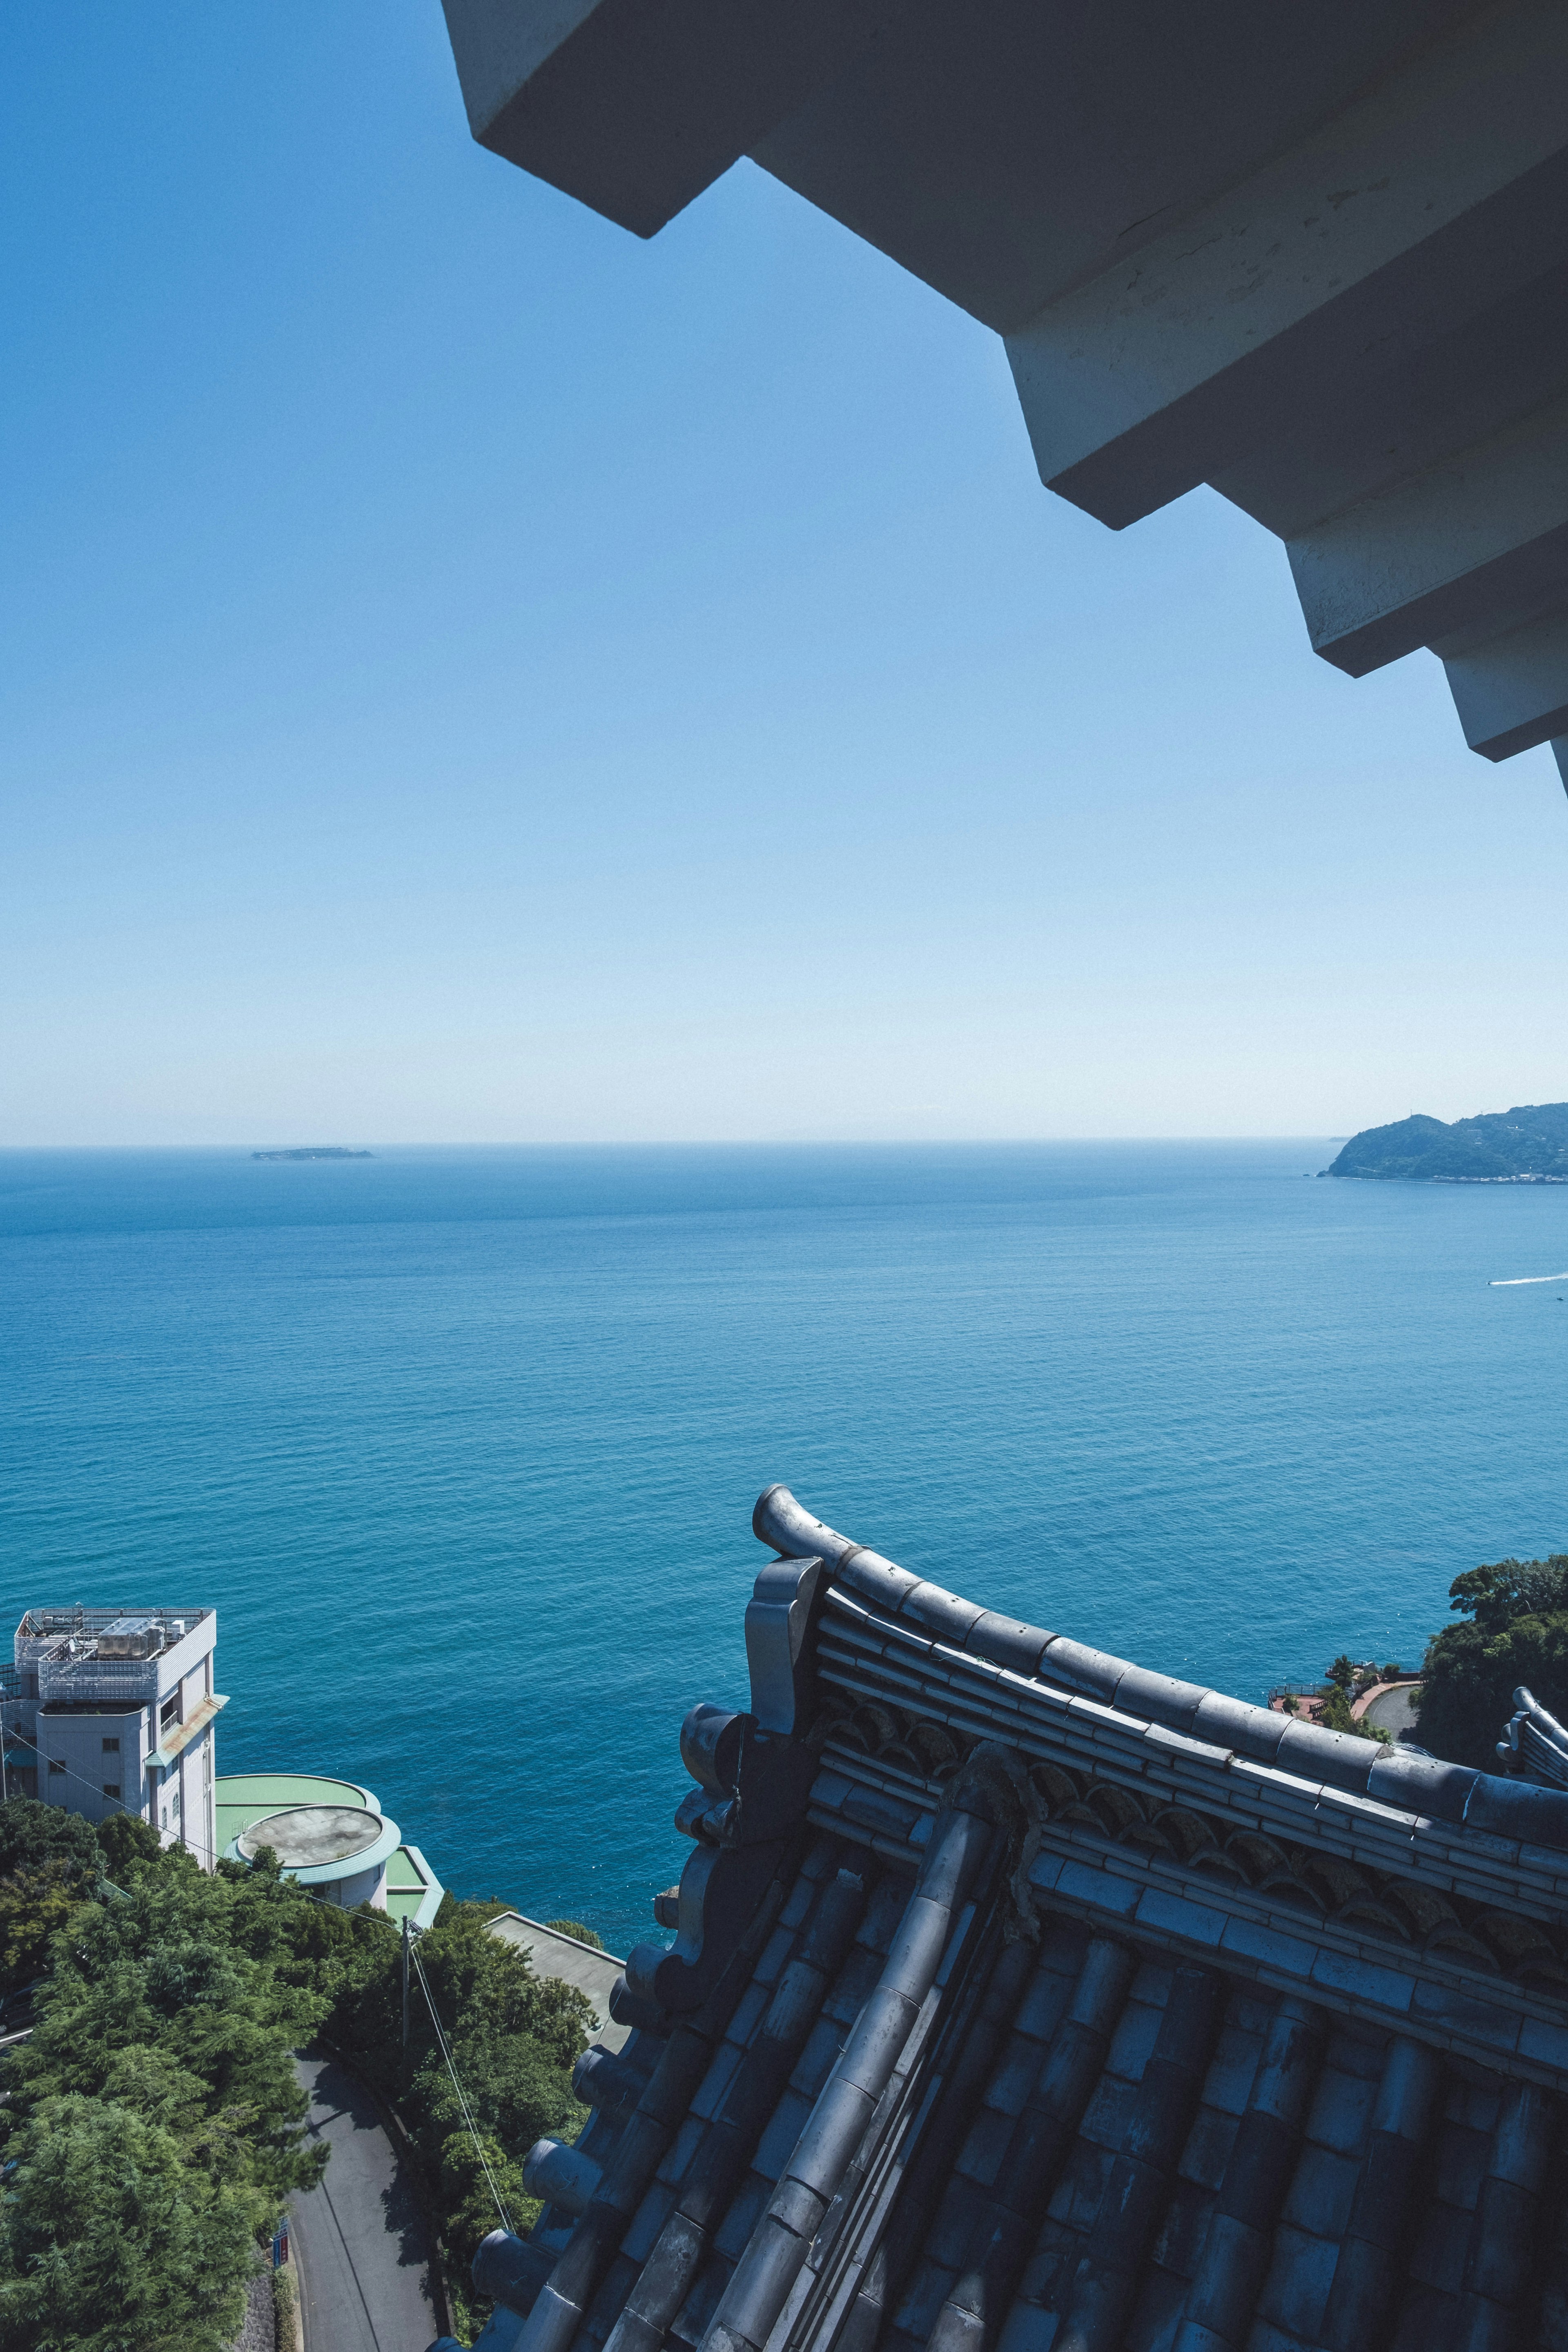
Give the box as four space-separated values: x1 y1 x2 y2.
410 1937 515 2234
0 1718 217 1866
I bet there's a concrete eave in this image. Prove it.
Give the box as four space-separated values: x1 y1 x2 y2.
146 1690 227 1771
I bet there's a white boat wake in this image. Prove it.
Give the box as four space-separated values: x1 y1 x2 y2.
1489 1272 1568 1286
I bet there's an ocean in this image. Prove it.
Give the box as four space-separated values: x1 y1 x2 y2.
4 1141 1566 1955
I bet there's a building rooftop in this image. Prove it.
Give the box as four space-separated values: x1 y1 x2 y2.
463 1486 1568 2352
16 1605 217 1711
214 1773 444 1929
215 1770 379 1849
236 1804 387 1869
17 1605 212 1649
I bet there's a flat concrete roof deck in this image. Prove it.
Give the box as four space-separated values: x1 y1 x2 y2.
238 1804 385 1868
486 1912 629 2051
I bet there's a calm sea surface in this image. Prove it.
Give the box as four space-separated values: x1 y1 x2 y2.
4 1142 1566 1952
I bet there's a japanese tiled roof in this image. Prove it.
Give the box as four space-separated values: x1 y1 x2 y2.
443 1489 1568 2352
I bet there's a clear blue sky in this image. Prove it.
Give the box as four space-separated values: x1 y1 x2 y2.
4 5 1565 1146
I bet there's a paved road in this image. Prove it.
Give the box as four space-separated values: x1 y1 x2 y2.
1361 1684 1421 1738
291 2052 439 2352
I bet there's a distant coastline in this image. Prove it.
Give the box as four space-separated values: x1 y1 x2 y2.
1323 1102 1568 1182
252 1147 374 1162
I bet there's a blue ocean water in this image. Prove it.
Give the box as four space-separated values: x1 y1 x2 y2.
4 1141 1567 1953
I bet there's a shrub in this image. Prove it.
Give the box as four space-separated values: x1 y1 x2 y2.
545 1919 604 1950
1316 1686 1390 1744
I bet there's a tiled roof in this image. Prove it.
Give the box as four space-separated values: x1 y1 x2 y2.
434 1490 1568 2352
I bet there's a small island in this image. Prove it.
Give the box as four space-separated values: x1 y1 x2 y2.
251 1147 374 1162
1323 1100 1568 1181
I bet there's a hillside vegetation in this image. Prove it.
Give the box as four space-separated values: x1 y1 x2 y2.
1325 1101 1568 1181
0 1803 593 2351
1416 1556 1568 1767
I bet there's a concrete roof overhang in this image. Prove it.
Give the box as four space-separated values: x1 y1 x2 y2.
441 0 1568 784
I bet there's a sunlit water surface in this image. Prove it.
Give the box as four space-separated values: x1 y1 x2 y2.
4 1142 1565 1951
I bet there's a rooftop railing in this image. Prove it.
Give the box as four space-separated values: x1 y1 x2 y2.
36 1650 162 1708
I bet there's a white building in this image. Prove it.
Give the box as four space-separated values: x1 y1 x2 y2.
7 1607 225 1869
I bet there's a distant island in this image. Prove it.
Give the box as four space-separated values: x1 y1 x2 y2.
1324 1102 1568 1182
251 1147 374 1162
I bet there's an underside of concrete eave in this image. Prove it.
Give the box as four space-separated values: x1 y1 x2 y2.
438 0 1568 776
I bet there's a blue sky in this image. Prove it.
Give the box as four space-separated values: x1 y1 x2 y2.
4 4 1565 1145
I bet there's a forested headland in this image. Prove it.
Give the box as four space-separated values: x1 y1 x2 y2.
1325 1101 1568 1180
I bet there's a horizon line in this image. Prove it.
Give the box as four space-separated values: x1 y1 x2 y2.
0 1134 1351 1152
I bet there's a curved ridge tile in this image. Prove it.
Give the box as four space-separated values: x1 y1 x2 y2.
755 1488 1568 1856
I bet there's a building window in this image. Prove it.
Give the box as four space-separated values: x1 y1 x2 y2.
160 1694 180 1731
102 1736 120 1753
102 1783 120 1800
48 1760 65 1775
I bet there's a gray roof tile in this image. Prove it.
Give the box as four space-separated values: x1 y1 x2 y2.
1254 2220 1339 2338
492 1494 1568 2352
1302 2061 1376 2156
1278 2141 1360 2241
1106 1996 1169 2085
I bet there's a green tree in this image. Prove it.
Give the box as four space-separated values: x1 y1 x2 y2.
0 1801 100 1886
1444 1555 1568 1635
96 1812 163 1882
1417 1559 1568 1768
1315 1686 1390 1744
0 1864 85 1997
1325 1655 1357 1692
435 2126 530 2273
0 2091 261 2352
0 1804 104 1996
11 1858 326 2209
545 1919 604 1950
390 1900 593 2281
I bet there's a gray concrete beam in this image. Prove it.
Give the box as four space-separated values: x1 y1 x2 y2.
1002 0 1568 529
438 0 897 239
747 0 1459 335
1443 606 1568 762
1212 259 1568 543
1285 394 1568 676
438 0 1568 773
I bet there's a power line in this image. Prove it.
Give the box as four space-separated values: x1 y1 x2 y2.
0 1717 219 1867
410 1936 515 2234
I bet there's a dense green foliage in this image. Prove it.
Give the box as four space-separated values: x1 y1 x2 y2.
328 1895 593 2336
0 1801 598 2350
1416 1555 1568 1767
0 1803 325 2352
1325 1101 1568 1180
0 1805 105 2000
1314 1684 1390 1743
